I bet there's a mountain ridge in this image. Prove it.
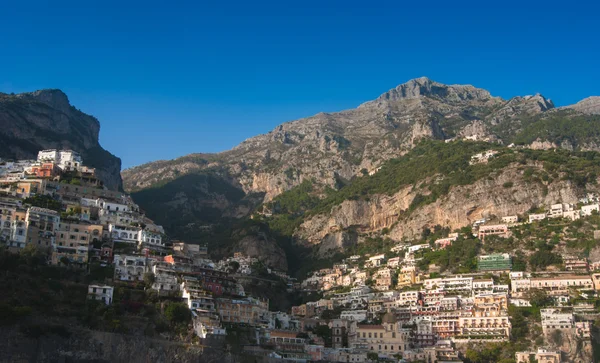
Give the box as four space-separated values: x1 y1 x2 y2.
121 78 600 253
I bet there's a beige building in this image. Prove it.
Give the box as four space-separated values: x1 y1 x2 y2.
216 297 268 325
354 313 410 354
458 313 511 339
530 275 593 295
474 293 508 311
540 309 574 335
53 220 103 264
25 207 60 251
515 348 561 363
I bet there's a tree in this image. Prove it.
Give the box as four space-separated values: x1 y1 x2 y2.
143 272 155 288
60 256 71 266
526 289 552 308
313 325 332 347
367 352 379 362
164 303 191 325
228 261 240 273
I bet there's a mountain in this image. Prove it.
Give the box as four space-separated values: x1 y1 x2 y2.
565 96 600 115
122 77 598 219
0 90 122 190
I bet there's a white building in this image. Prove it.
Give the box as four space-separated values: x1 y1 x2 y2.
340 310 368 322
407 244 430 253
109 224 141 244
151 265 179 292
113 254 148 281
423 276 473 293
139 229 164 247
366 254 385 267
37 149 83 171
581 204 600 217
87 284 114 305
528 213 547 223
501 215 518 224
540 309 574 335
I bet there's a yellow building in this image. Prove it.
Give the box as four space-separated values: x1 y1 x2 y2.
354 313 410 354
53 220 103 264
474 293 508 311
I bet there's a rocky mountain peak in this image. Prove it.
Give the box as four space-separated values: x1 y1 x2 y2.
566 96 600 115
16 88 70 108
360 77 494 108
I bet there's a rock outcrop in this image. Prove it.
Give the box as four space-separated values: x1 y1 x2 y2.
296 162 597 256
566 96 600 115
0 90 123 190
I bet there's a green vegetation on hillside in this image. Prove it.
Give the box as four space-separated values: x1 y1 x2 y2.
417 237 481 273
262 140 600 242
132 172 245 229
512 110 600 148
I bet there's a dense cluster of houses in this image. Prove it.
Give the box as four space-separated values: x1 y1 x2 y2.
282 201 600 362
0 150 166 263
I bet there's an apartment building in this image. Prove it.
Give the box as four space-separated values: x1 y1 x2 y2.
529 213 547 223
434 236 457 249
87 284 114 305
501 215 518 224
26 207 60 250
478 224 509 239
474 293 508 311
0 202 27 248
109 224 141 244
366 254 385 267
216 297 268 325
581 204 600 217
530 275 594 296
340 310 367 322
423 276 473 293
540 309 574 335
53 220 103 264
515 348 561 363
113 254 148 281
354 314 410 354
458 313 511 339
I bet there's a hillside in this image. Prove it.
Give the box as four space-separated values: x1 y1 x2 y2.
0 90 123 190
124 77 568 200
121 78 600 263
261 141 600 259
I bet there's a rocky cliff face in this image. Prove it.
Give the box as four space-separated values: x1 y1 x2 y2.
297 162 597 256
123 78 581 203
0 90 122 190
566 96 600 115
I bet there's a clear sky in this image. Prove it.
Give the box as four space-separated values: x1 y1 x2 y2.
1 1 599 169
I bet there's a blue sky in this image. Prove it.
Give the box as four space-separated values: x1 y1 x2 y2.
1 1 599 169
